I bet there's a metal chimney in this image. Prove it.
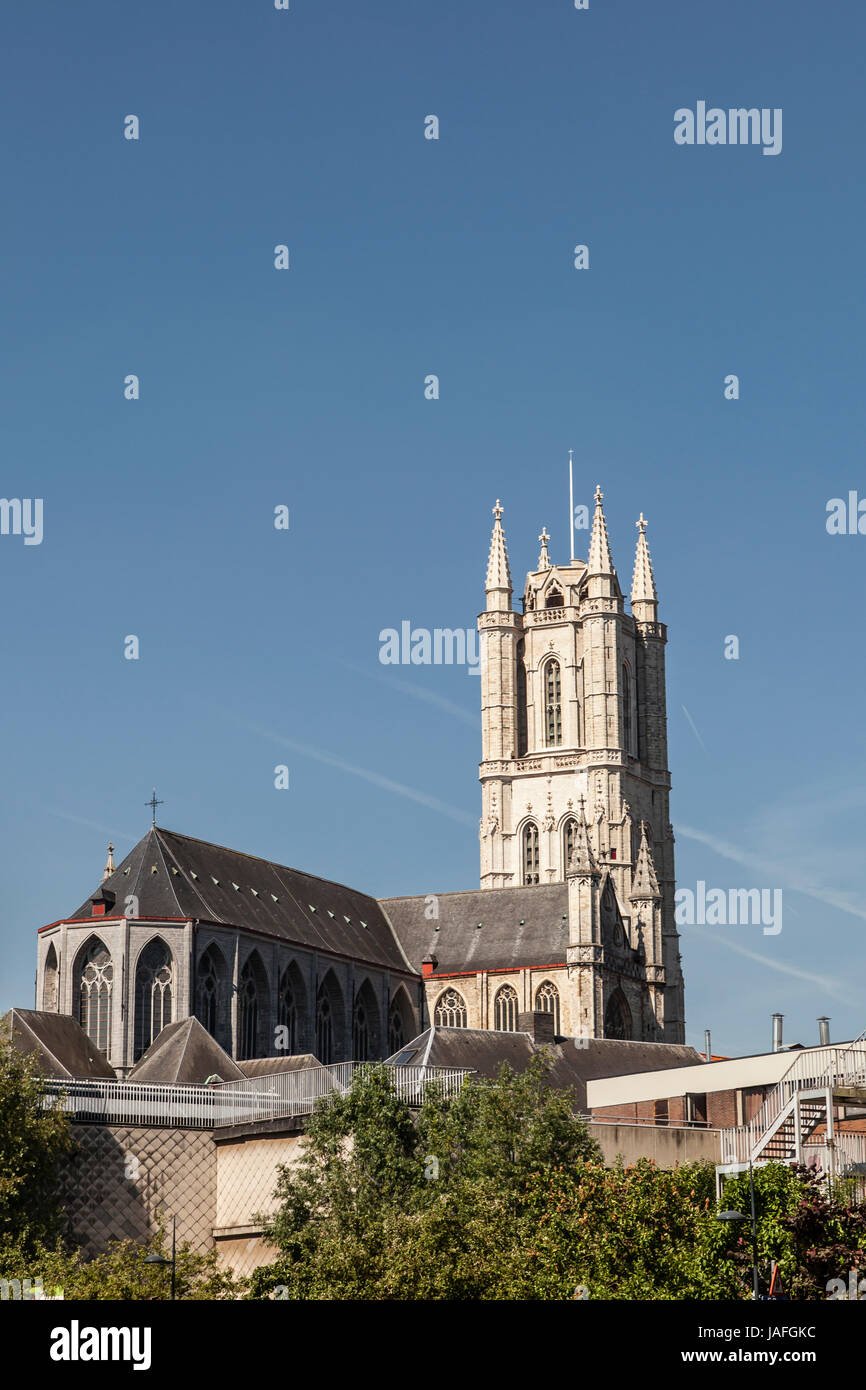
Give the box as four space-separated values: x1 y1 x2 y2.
772 1013 784 1053
818 1017 831 1047
704 1029 712 1062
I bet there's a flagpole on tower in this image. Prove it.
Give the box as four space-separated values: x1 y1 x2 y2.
568 448 575 563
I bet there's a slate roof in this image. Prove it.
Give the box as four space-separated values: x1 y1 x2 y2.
1 1008 116 1079
388 1027 704 1110
127 1017 245 1084
379 884 569 974
66 827 416 976
238 1054 323 1077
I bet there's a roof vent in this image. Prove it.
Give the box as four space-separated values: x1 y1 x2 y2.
211 877 219 885
271 894 279 902
343 916 351 924
231 882 240 891
360 920 367 928
150 865 157 875
308 905 316 912
190 871 198 880
170 867 178 875
327 910 335 918
250 888 259 897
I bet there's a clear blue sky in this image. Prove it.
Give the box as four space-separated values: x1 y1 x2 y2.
1 0 863 1057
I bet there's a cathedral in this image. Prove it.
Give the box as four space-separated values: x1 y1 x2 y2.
34 487 686 1074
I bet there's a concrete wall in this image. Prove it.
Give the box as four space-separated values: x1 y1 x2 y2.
589 1121 721 1166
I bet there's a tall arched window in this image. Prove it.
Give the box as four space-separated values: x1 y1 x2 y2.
494 984 519 1032
196 944 229 1051
516 640 528 757
43 942 59 1012
388 989 413 1054
316 971 344 1064
522 821 540 885
278 963 306 1055
604 989 632 1041
563 818 578 875
133 938 173 1061
77 938 113 1055
544 659 562 746
238 952 267 1061
352 980 380 1061
434 988 467 1028
535 980 561 1035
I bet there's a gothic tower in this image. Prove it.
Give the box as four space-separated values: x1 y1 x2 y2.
477 490 685 1042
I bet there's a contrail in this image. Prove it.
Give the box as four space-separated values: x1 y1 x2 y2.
334 658 480 729
681 704 707 752
225 714 477 827
680 923 857 1006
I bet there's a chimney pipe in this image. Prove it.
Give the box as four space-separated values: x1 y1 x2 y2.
704 1029 712 1062
818 1017 831 1047
772 1013 784 1053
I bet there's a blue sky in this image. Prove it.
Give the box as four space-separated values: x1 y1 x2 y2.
0 0 863 1057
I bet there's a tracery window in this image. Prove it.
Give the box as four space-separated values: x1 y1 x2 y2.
494 984 519 1032
77 939 113 1055
238 958 261 1061
434 988 467 1028
278 968 298 1054
535 980 561 1035
133 939 173 1060
43 943 59 1012
563 818 578 874
522 821 540 885
544 659 562 746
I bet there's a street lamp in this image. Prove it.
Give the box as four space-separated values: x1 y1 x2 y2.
716 1162 760 1300
143 1215 176 1301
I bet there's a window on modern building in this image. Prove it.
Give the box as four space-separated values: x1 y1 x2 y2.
522 821 540 885
77 938 113 1055
133 938 173 1061
494 984 519 1031
544 659 562 746
434 988 467 1028
535 979 561 1035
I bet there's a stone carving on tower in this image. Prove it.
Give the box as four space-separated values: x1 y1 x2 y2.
477 488 685 1042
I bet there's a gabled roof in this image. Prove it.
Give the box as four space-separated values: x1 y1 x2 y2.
65 826 416 976
1 1008 115 1079
127 1017 245 1084
387 1027 704 1109
379 884 569 974
238 1054 323 1077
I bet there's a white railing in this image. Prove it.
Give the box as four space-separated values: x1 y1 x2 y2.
720 1043 866 1165
41 1061 473 1130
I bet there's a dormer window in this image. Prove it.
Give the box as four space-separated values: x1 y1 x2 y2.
544 586 564 608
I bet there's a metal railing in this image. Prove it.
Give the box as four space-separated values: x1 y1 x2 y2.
720 1043 866 1165
41 1061 473 1130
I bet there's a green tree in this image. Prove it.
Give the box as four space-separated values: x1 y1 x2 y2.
0 1032 75 1253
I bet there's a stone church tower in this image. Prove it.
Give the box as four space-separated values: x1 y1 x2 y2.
478 490 685 1042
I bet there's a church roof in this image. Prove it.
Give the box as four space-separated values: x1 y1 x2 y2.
388 1027 704 1110
1 1008 116 1079
66 827 416 976
127 1017 245 1084
379 884 569 974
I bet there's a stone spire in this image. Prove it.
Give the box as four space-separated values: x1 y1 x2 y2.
631 512 658 620
484 499 512 610
587 485 615 576
102 843 115 881
567 800 599 876
630 822 661 900
537 526 551 571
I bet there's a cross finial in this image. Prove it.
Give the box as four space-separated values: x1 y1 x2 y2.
539 526 550 546
146 788 164 824
594 484 603 506
492 499 503 522
637 512 647 534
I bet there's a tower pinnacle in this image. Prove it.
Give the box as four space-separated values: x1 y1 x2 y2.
484 499 513 609
631 512 658 619
587 485 615 576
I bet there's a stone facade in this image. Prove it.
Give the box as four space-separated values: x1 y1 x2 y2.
477 494 685 1042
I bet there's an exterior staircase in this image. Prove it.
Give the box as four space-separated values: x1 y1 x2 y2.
717 1033 866 1191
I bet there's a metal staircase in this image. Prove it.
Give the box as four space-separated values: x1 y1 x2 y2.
717 1034 866 1191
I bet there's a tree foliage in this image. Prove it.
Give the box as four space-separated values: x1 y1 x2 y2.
0 1033 75 1253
